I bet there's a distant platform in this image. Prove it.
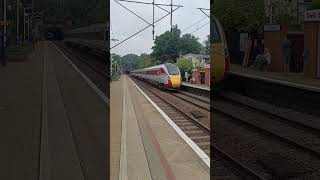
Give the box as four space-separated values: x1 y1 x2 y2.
229 64 320 93
182 82 210 91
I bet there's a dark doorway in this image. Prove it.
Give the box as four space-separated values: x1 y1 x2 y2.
287 32 304 73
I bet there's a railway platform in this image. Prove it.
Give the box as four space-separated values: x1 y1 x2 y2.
111 75 209 180
182 82 210 91
181 82 210 98
230 64 320 92
0 41 107 180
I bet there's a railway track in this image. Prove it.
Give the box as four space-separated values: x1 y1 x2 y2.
131 77 271 179
214 96 320 158
213 92 320 179
213 144 267 180
131 77 211 155
220 92 320 135
171 91 210 111
55 42 108 94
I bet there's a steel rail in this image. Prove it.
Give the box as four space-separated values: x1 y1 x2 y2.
132 77 210 134
213 145 267 180
213 107 320 159
219 94 320 136
170 93 210 111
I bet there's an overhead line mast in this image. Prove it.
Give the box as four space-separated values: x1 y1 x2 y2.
111 0 183 49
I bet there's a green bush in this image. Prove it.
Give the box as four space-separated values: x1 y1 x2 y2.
311 0 320 10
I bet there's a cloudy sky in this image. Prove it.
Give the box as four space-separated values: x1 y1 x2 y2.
110 0 210 56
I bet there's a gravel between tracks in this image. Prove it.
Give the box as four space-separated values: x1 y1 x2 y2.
214 92 320 179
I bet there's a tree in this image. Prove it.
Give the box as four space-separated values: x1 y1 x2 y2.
213 0 265 33
121 54 140 70
112 54 121 63
179 34 203 55
151 25 205 63
136 53 156 69
203 35 210 55
311 0 320 10
175 58 193 74
151 25 181 63
34 0 103 27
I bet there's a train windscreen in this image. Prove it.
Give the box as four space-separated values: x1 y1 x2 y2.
165 64 179 75
211 17 222 44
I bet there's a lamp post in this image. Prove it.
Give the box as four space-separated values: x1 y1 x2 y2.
111 38 119 75
16 0 21 43
4 0 7 48
27 13 30 42
1 0 7 66
24 7 32 42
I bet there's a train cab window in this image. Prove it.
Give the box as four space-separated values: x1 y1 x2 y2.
157 68 163 75
211 17 222 44
157 68 165 75
160 68 164 74
164 64 179 75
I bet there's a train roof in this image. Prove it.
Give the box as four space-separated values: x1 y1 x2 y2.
131 63 177 73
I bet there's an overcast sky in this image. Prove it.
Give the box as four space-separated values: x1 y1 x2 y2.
110 0 209 56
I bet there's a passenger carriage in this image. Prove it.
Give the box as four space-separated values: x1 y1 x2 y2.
131 63 181 90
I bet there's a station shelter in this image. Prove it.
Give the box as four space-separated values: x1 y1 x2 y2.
191 64 210 86
263 10 320 79
304 9 320 79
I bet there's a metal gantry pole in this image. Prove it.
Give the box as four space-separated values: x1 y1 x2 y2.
4 0 7 48
152 0 155 40
170 0 173 32
28 14 30 42
24 9 25 42
297 1 299 24
111 55 113 77
16 0 20 43
270 5 273 24
112 0 182 49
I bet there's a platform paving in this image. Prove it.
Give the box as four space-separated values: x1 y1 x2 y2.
0 41 107 180
118 75 209 180
0 42 43 180
230 64 320 90
182 82 210 91
110 76 123 180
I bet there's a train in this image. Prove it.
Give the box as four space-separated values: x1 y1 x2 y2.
131 63 182 90
211 14 230 85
